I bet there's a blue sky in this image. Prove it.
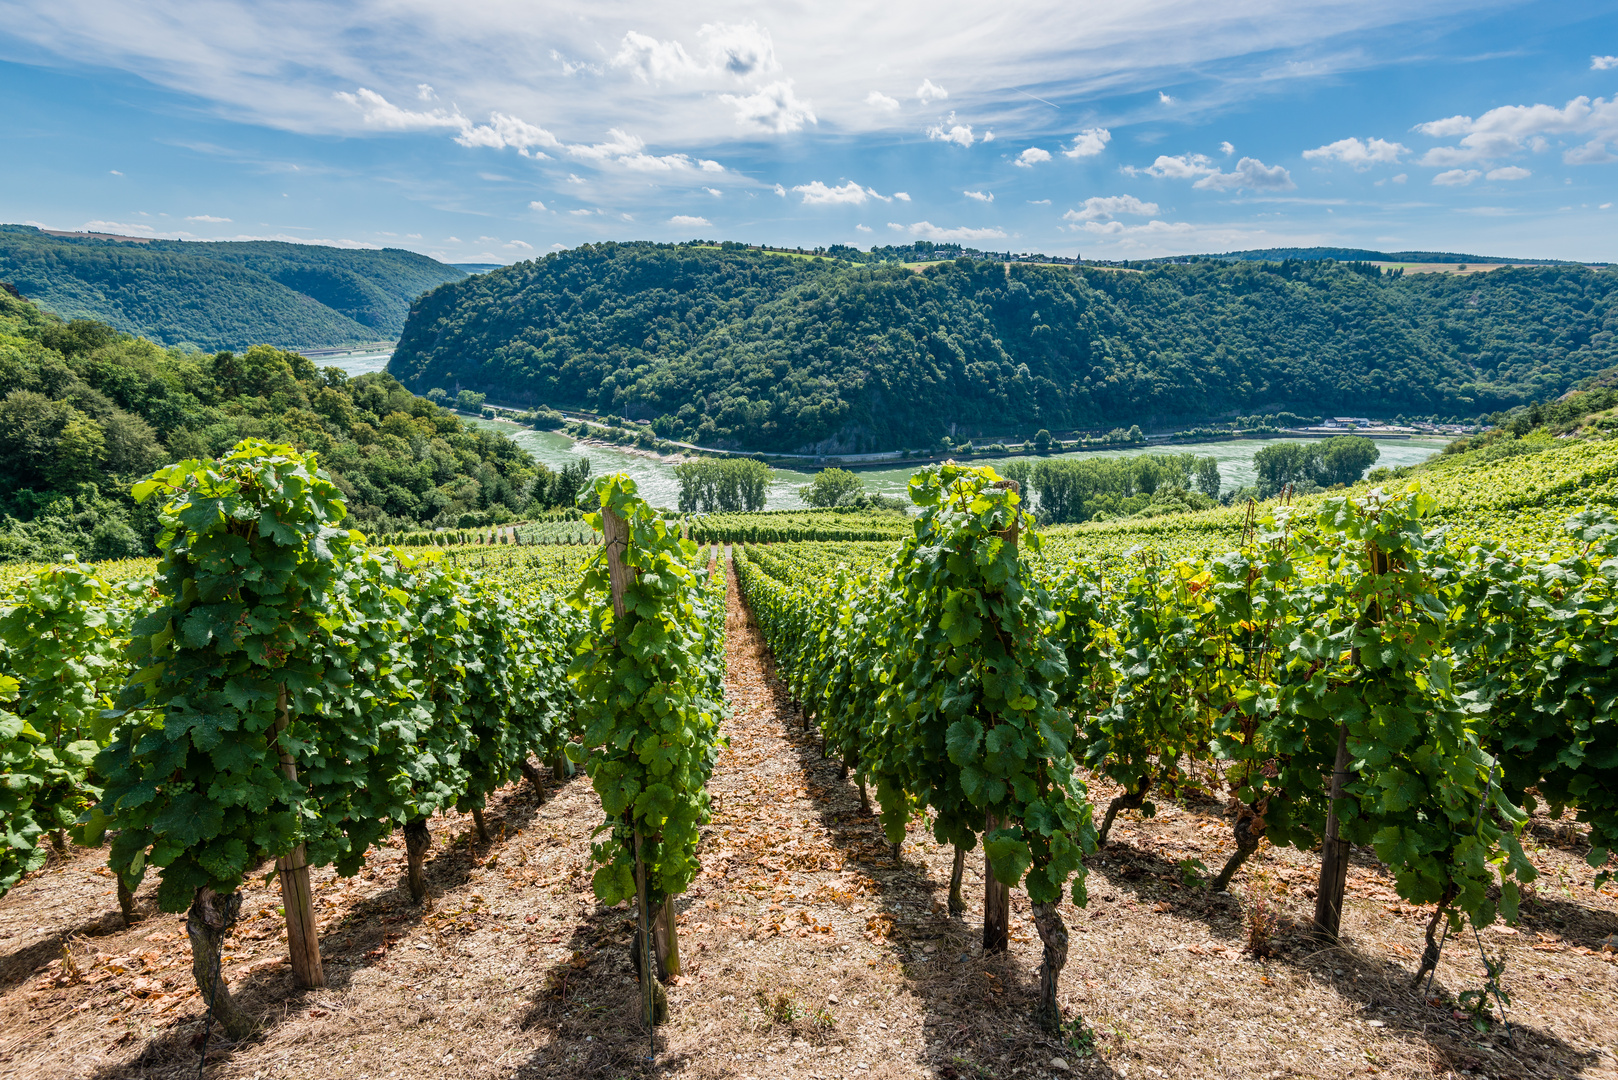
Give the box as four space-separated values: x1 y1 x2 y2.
1 1 1615 264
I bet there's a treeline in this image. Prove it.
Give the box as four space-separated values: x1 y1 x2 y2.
0 291 569 562
390 242 1618 453
1001 453 1223 524
0 226 464 350
672 457 772 512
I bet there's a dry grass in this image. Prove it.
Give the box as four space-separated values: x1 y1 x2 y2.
1 557 1615 1079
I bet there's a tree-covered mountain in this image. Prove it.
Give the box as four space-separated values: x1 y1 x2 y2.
389 242 1618 454
0 226 465 351
0 290 562 563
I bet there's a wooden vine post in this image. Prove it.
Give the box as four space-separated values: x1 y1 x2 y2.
603 502 674 1025
981 478 1019 955
274 686 325 988
1312 540 1388 942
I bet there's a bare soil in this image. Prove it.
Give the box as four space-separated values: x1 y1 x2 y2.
1 557 1615 1080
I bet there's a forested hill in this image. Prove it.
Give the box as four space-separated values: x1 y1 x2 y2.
0 225 465 351
388 242 1618 454
0 290 550 563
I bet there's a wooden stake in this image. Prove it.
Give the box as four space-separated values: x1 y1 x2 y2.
632 830 668 1025
656 895 682 980
273 686 324 989
607 499 668 1024
983 812 1010 953
1313 542 1386 941
982 480 1019 955
1312 722 1352 941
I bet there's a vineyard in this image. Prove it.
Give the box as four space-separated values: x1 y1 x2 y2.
0 439 1615 1079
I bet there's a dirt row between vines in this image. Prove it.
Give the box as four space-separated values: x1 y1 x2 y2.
0 555 1614 1079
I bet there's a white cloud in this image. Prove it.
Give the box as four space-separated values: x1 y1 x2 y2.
1159 91 1173 104
773 183 787 196
455 111 562 156
963 189 994 202
1072 218 1196 239
416 83 436 101
1414 94 1618 166
1486 166 1531 181
613 23 778 82
892 192 911 201
1220 141 1235 155
550 49 601 77
1433 168 1481 186
1062 194 1160 222
704 186 723 197
856 224 872 232
719 80 817 133
566 174 585 184
899 221 1008 241
700 159 724 172
1391 172 1407 184
704 22 780 78
529 200 548 212
1144 152 1215 179
336 87 465 131
794 180 882 205
926 112 978 146
568 207 596 216
917 79 948 103
1015 147 1051 168
506 239 533 250
1193 157 1295 191
1603 202 1614 209
1028 198 1051 205
669 214 711 227
109 169 123 176
1565 140 1616 164
1592 55 1618 70
1062 127 1111 159
865 90 900 110
185 214 231 222
1302 136 1407 169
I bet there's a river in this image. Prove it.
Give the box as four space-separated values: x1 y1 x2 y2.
474 421 1452 511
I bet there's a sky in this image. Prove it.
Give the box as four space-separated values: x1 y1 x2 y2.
1 1 1615 265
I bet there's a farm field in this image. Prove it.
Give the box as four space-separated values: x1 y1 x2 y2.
4 438 1618 1080
1 557 1614 1079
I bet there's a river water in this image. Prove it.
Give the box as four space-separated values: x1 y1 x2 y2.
475 421 1452 511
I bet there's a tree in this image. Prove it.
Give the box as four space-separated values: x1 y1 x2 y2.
1194 456 1222 499
801 467 864 508
456 390 487 412
1317 436 1380 487
1253 442 1315 498
47 413 106 488
1033 429 1053 452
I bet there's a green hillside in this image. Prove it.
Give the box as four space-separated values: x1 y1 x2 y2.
0 290 563 563
0 226 465 351
389 242 1618 453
